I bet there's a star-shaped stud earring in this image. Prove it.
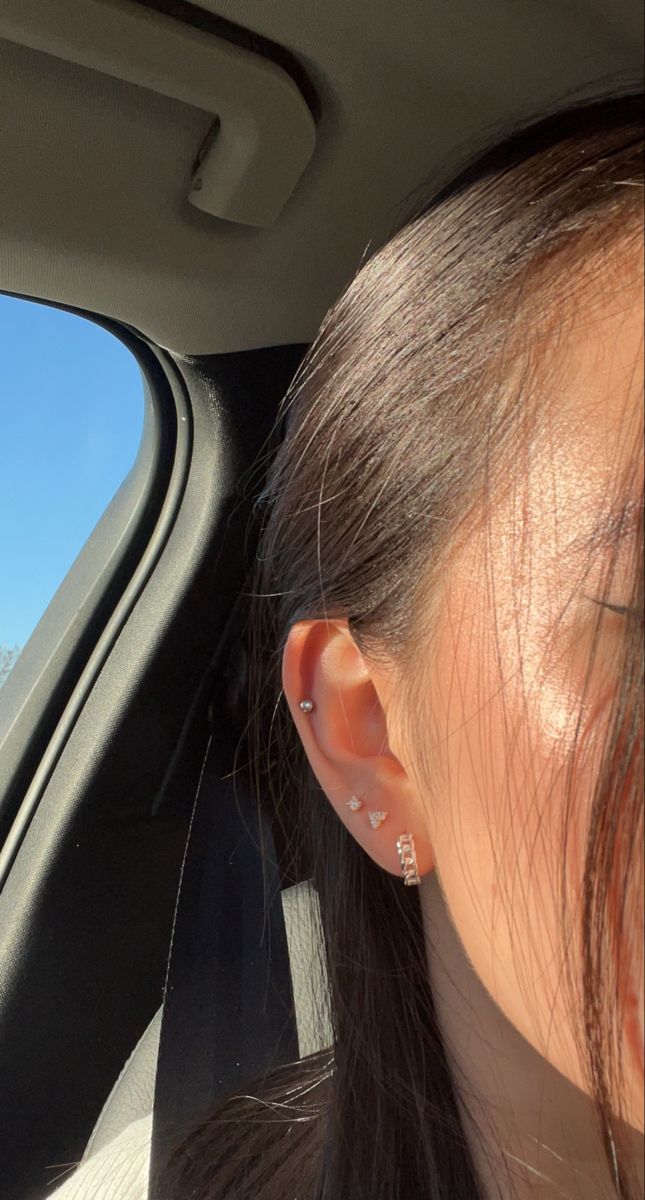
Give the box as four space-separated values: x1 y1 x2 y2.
346 796 364 812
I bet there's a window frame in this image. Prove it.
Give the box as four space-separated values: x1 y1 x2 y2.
0 295 192 883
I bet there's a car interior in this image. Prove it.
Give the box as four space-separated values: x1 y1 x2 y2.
0 2 643 1197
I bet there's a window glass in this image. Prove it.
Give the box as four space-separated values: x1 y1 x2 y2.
0 296 144 686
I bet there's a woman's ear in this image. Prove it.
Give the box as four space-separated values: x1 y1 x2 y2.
282 618 434 881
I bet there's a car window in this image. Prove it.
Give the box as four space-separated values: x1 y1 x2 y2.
0 295 144 686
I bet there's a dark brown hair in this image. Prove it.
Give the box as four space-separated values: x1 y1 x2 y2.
160 89 644 1199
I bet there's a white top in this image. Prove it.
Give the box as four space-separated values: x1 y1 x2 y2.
47 1115 153 1200
46 1007 161 1200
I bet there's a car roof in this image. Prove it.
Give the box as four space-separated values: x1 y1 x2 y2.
1 0 642 355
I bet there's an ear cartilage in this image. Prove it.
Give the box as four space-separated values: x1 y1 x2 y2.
368 810 388 830
396 831 421 886
346 796 364 812
299 699 314 713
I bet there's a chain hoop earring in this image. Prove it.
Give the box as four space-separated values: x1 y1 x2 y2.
396 832 421 886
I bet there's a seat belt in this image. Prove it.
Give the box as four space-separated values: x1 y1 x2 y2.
147 345 306 1196
148 700 299 1194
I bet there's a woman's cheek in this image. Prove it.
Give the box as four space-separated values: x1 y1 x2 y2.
542 607 644 1121
427 580 582 1073
606 711 644 1115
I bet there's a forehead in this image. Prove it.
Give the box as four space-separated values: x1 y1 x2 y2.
452 235 645 603
527 227 643 472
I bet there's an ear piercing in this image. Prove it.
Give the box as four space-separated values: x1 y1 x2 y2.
345 800 394 832
396 832 421 886
346 799 421 886
346 795 364 812
298 694 421 886
346 798 388 828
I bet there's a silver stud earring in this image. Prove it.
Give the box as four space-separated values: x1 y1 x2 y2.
346 795 364 812
368 810 388 830
299 699 314 713
396 831 421 886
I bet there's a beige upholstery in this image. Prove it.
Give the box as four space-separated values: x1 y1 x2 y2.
282 875 332 1058
81 1009 162 1162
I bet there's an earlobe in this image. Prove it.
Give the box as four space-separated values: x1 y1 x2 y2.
282 619 434 884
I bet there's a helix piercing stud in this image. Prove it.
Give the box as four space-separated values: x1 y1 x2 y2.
299 699 314 713
346 795 364 812
368 811 388 831
396 831 421 886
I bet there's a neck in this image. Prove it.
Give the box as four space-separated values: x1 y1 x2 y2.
420 870 644 1200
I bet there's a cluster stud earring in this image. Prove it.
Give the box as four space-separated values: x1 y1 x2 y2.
368 811 388 831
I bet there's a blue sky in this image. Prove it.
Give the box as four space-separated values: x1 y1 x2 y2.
1 295 144 653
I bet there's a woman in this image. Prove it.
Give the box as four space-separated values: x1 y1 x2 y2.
52 90 644 1200
159 87 644 1200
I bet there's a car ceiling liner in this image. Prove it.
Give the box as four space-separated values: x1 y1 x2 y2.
0 0 316 228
